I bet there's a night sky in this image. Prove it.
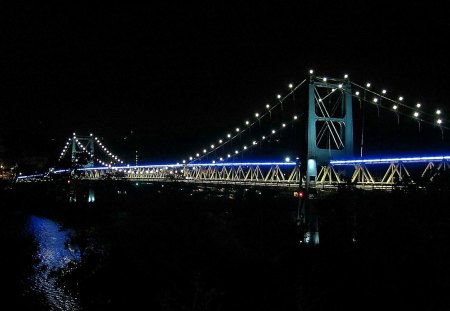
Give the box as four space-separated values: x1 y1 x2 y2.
1 3 449 164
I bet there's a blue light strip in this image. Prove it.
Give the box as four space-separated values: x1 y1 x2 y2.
78 161 297 171
331 155 450 165
17 174 44 179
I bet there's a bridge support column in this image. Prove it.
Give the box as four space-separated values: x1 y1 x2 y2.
299 76 354 245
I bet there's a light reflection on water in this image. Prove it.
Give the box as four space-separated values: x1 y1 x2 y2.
27 215 81 311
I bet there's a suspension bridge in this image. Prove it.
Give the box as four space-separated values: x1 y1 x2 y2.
17 72 450 190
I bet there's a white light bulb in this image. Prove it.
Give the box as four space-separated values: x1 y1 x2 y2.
236 127 240 132
436 109 441 115
255 113 259 117
235 150 239 154
437 119 442 124
338 84 343 88
309 69 314 74
227 154 231 158
189 157 193 160
355 91 360 96
272 129 276 134
196 153 200 157
227 133 231 138
253 141 257 145
203 149 207 153
294 115 298 120
416 103 421 108
366 83 371 88
245 121 249 125
243 146 247 150
262 136 266 139
414 112 419 117
266 104 270 109
382 89 387 94
373 98 378 103
289 83 293 88
277 94 281 99
393 105 398 110
219 139 223 143
220 157 223 161
344 74 348 79
399 96 404 101
285 157 290 162
282 123 286 127
323 77 327 82
211 144 215 149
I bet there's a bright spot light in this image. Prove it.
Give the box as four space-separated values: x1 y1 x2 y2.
366 83 371 88
294 115 298 120
210 144 215 149
212 160 216 164
309 69 314 74
393 105 398 110
282 123 286 127
323 77 327 82
196 153 200 157
437 119 442 124
355 91 360 96
243 146 247 150
262 136 266 139
373 98 378 103
414 112 419 117
253 141 257 145
277 94 281 99
236 127 240 132
203 149 207 153
272 129 276 134
382 89 387 94
219 139 223 143
416 103 421 108
182 160 186 163
266 104 270 109
344 74 348 79
285 157 290 162
235 150 239 154
227 154 231 158
289 83 293 88
255 113 259 117
220 157 223 161
189 157 193 160
399 96 404 101
245 120 249 125
436 109 441 115
338 84 343 88
227 133 231 138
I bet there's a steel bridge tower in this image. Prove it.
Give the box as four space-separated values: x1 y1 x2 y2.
300 75 354 244
71 135 95 167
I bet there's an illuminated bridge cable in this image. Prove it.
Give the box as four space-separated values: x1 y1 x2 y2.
211 113 303 163
352 93 450 131
351 81 448 124
184 79 307 164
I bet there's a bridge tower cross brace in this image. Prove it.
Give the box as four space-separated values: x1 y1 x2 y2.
71 135 95 168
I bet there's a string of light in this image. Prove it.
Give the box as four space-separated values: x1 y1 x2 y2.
350 81 448 129
58 133 126 167
182 79 307 164
209 113 302 164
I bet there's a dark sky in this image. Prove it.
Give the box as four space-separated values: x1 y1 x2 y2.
1 2 449 163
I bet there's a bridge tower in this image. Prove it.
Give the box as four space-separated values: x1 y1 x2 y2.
71 134 95 167
300 75 354 244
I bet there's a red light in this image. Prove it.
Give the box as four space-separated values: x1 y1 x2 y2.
299 192 304 198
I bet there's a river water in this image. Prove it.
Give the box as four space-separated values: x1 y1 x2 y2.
27 215 82 311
